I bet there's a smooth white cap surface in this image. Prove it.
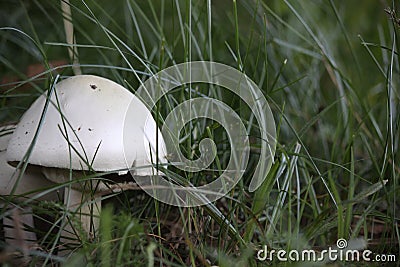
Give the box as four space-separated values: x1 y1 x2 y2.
6 75 167 179
0 125 57 199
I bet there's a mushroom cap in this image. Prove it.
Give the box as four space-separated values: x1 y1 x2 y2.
6 75 167 182
0 125 58 200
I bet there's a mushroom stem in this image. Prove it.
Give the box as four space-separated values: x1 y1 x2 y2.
62 187 101 241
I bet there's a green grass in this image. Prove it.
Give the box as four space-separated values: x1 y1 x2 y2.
0 0 399 266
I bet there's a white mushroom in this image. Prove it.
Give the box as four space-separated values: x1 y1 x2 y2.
0 124 59 256
6 75 167 243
